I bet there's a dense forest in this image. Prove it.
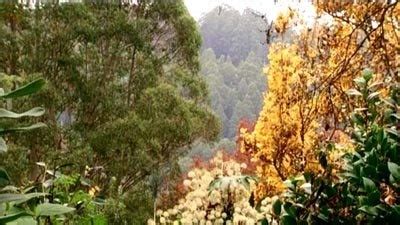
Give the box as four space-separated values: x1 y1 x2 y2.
0 1 399 225
181 6 268 166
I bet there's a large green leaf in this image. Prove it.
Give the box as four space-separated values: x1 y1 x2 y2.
0 212 26 223
35 203 75 216
4 216 37 225
0 193 47 204
362 177 377 193
0 108 45 119
0 194 28 204
0 123 46 135
0 79 45 99
388 162 400 180
13 193 47 205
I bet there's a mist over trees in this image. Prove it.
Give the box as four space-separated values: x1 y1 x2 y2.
200 5 267 65
179 6 268 169
199 6 268 140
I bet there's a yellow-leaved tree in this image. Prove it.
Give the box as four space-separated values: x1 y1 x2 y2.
241 43 320 196
241 1 399 197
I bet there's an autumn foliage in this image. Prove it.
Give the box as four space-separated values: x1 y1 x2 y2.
240 1 399 197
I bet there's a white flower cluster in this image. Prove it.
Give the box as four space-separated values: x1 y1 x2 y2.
148 152 280 225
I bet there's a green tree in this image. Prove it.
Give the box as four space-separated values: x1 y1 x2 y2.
0 1 220 223
199 48 265 139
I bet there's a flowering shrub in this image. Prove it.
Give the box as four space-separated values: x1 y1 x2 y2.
148 152 275 224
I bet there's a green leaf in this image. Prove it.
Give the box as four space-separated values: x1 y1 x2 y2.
272 198 282 216
0 193 47 204
317 212 329 222
352 114 365 126
2 185 18 192
389 175 396 185
0 137 7 153
4 216 37 225
0 194 27 204
388 162 400 180
362 177 377 193
0 123 46 135
354 77 366 86
14 193 47 205
0 168 10 186
283 203 296 217
362 69 373 82
35 203 75 216
392 205 400 216
0 108 45 119
0 212 25 223
367 190 381 205
359 205 378 216
281 215 296 225
358 195 369 205
0 79 45 99
260 218 269 225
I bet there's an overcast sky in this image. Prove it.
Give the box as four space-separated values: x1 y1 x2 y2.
184 0 315 22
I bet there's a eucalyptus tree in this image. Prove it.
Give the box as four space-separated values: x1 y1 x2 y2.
0 1 219 222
